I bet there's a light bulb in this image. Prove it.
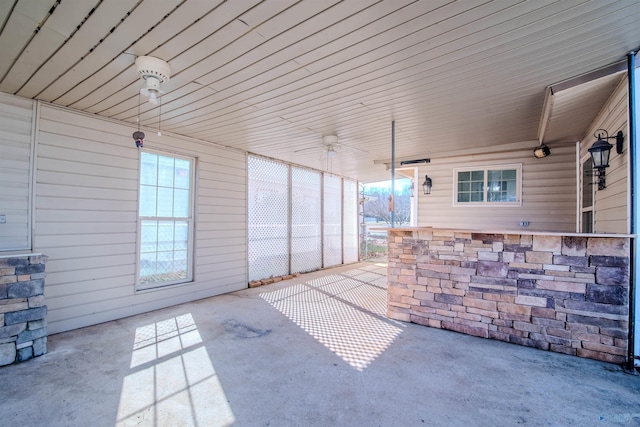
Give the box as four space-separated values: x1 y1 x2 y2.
148 91 158 105
157 131 162 136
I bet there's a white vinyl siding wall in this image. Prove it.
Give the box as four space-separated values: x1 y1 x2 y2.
35 104 247 334
416 144 576 232
580 78 628 234
0 93 34 251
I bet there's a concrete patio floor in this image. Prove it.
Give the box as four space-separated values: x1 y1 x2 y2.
2 260 640 426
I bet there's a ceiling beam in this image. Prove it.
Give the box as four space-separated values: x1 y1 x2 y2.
374 139 541 167
550 60 627 94
537 86 554 144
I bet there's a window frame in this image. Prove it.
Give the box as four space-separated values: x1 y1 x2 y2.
136 149 195 291
453 164 522 207
580 155 594 233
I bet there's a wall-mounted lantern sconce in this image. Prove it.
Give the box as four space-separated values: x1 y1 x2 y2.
588 129 623 190
532 144 550 159
422 175 432 195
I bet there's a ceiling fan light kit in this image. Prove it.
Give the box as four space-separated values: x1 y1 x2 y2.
135 56 171 105
322 134 340 160
326 146 338 158
131 56 171 147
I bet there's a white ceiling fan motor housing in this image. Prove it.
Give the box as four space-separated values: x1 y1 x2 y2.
135 56 171 103
323 135 339 146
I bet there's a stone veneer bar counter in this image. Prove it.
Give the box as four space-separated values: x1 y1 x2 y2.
385 228 632 364
0 253 48 366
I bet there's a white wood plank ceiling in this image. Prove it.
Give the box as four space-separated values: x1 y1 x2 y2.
1 0 639 182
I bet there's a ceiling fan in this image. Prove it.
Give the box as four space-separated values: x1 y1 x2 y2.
294 135 344 159
320 135 340 159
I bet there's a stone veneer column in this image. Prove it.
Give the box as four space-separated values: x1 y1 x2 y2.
0 254 48 366
387 229 630 364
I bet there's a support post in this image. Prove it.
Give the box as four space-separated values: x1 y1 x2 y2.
628 50 638 371
391 120 395 228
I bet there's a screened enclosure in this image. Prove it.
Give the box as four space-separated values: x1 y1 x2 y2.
248 155 359 282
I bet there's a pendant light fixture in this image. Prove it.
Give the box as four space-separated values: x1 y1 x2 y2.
135 56 171 105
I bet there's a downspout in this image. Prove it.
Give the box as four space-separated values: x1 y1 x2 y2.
391 120 395 228
628 50 638 371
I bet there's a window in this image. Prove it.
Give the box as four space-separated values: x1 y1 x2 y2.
138 151 194 289
581 157 594 233
454 165 521 206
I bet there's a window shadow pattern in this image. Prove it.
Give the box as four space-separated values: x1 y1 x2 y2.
260 263 403 371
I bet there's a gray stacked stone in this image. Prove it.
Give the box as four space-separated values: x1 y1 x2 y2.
0 254 48 366
387 229 631 365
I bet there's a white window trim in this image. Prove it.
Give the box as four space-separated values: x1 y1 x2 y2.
580 153 595 233
136 149 195 291
453 164 522 207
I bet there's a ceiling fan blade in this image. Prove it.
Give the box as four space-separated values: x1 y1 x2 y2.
294 145 322 153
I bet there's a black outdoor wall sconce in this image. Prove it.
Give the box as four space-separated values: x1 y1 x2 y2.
422 175 432 195
532 144 550 159
588 129 623 190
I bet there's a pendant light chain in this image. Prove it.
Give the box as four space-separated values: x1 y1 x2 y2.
157 96 162 137
137 92 141 132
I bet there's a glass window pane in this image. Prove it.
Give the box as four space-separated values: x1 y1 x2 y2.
460 182 470 192
582 211 593 233
140 252 157 279
141 153 158 185
174 251 187 274
488 191 501 202
488 170 501 181
157 187 174 217
471 192 483 202
173 189 189 217
158 222 175 252
141 221 158 253
471 182 483 192
503 169 516 180
140 185 157 217
458 192 470 203
458 171 470 181
471 170 484 180
174 222 189 250
583 160 593 208
158 156 174 187
174 159 190 189
156 251 174 276
487 169 517 203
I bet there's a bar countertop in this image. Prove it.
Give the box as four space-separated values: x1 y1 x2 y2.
370 226 635 238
